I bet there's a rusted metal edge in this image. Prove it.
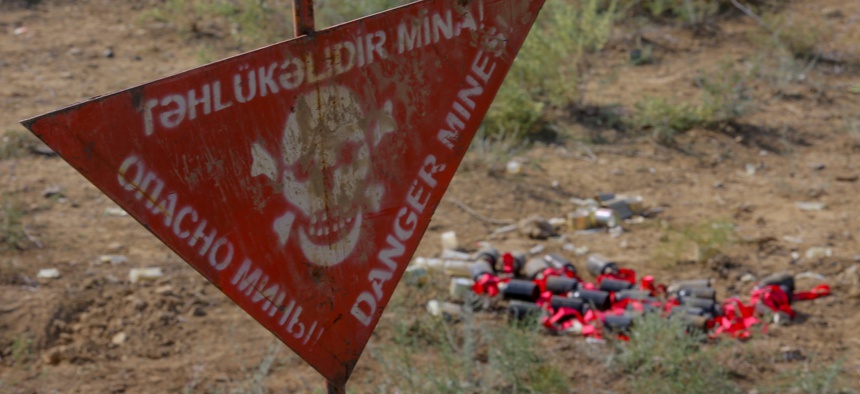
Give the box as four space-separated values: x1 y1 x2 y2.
293 0 315 37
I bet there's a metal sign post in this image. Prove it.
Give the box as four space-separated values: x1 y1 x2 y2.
292 0 315 37
21 0 546 389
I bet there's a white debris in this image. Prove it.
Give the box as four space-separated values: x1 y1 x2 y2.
104 207 129 217
506 160 522 174
440 249 470 260
529 244 546 255
782 236 804 244
796 202 827 211
99 255 129 265
427 300 462 320
129 267 164 284
795 271 826 281
441 231 459 251
36 268 60 279
805 247 834 260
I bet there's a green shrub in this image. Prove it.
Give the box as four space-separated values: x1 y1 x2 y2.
483 0 619 142
761 360 858 394
0 131 40 160
0 196 27 252
653 218 736 266
629 61 752 145
618 313 741 393
372 301 569 393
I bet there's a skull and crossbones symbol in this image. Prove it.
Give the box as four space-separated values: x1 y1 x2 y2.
250 85 395 267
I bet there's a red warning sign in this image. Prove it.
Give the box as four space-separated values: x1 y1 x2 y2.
22 0 545 385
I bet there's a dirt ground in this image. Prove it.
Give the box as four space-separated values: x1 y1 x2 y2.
1 0 859 393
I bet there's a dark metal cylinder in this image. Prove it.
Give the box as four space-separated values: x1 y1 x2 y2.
474 248 499 270
544 254 577 274
668 279 712 294
504 252 526 275
573 289 611 311
681 297 719 316
604 314 633 332
507 300 544 320
549 296 585 314
678 287 716 300
674 306 708 317
470 260 494 281
599 278 634 293
502 279 540 302
545 276 579 295
586 254 618 277
522 257 551 279
758 272 795 293
625 302 660 313
615 290 653 301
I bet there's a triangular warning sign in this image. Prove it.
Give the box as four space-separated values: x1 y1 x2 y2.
21 0 545 386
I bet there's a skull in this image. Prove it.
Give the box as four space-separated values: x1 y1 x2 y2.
251 85 393 267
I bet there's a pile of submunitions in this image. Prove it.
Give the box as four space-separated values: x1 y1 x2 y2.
417 250 831 340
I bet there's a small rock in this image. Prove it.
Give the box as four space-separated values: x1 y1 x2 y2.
745 163 757 176
37 268 61 279
111 332 127 346
796 201 826 211
713 181 724 189
155 285 174 295
66 47 83 56
13 26 27 36
81 277 102 289
740 273 757 283
822 8 843 18
104 48 115 58
808 163 825 171
191 307 207 317
518 215 556 240
779 346 805 362
42 349 63 365
29 143 57 157
611 168 624 176
42 186 63 198
551 180 560 188
106 242 125 253
837 265 858 284
403 266 428 286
